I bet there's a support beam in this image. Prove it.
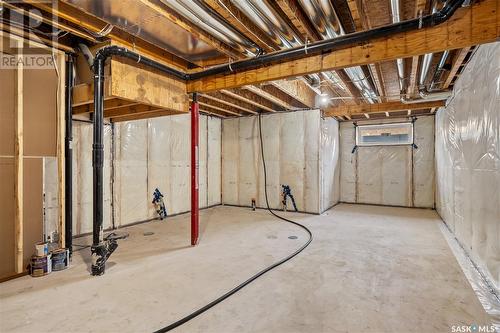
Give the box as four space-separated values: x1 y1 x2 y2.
187 0 499 92
191 94 199 246
14 40 23 274
244 85 294 110
220 89 276 112
443 47 471 88
269 79 316 108
324 100 445 117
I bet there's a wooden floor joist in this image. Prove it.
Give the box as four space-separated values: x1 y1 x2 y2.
324 100 445 117
187 0 499 93
268 80 317 109
220 89 276 112
243 85 295 110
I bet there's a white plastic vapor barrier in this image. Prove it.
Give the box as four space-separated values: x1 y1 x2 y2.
222 110 323 213
320 117 340 212
114 114 222 227
436 42 500 290
339 117 434 208
72 122 113 235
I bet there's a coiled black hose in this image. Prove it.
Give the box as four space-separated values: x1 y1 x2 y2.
153 113 313 332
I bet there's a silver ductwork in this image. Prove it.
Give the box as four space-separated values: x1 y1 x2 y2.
230 0 302 49
390 0 405 92
160 0 261 57
402 0 452 103
297 0 378 104
229 0 324 94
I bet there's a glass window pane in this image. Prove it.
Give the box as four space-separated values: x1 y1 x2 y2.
356 123 413 146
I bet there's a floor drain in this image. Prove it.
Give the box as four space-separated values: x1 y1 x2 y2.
288 235 298 239
143 232 154 236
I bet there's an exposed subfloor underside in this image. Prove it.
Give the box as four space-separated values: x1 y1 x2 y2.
0 204 491 332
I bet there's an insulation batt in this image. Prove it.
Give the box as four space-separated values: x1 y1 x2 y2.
435 42 500 290
222 110 340 214
339 118 435 208
72 115 221 233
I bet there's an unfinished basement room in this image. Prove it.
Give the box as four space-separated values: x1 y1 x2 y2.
1 0 499 332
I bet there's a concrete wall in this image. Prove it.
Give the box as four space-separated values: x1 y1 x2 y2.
435 42 500 289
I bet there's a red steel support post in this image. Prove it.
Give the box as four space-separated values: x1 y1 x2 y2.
191 93 199 245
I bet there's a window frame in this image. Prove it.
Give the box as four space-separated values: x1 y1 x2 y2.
355 122 414 147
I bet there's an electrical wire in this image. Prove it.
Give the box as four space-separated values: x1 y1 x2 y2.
153 113 313 333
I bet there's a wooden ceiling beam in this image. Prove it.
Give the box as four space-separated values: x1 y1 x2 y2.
199 108 227 118
324 100 445 117
269 79 317 108
443 47 471 89
188 0 499 92
204 0 279 53
197 100 242 116
111 110 185 123
408 55 420 97
220 89 276 112
368 63 386 102
243 85 294 110
346 0 366 31
200 92 258 114
104 104 163 118
274 0 321 42
73 99 141 114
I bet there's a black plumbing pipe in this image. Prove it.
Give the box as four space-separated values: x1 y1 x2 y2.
91 55 106 276
90 0 465 275
65 55 74 257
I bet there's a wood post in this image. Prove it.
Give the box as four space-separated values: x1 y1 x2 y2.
14 40 24 273
56 53 66 248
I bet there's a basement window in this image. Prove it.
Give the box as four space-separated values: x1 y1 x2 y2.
356 122 414 146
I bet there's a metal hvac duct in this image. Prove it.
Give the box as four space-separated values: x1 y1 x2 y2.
230 0 302 49
229 0 323 93
160 0 261 57
402 0 453 103
390 0 406 92
297 0 378 103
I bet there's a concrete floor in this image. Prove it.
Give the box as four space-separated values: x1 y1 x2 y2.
0 204 491 332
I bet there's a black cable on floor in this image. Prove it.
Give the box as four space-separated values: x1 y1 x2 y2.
153 113 313 333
